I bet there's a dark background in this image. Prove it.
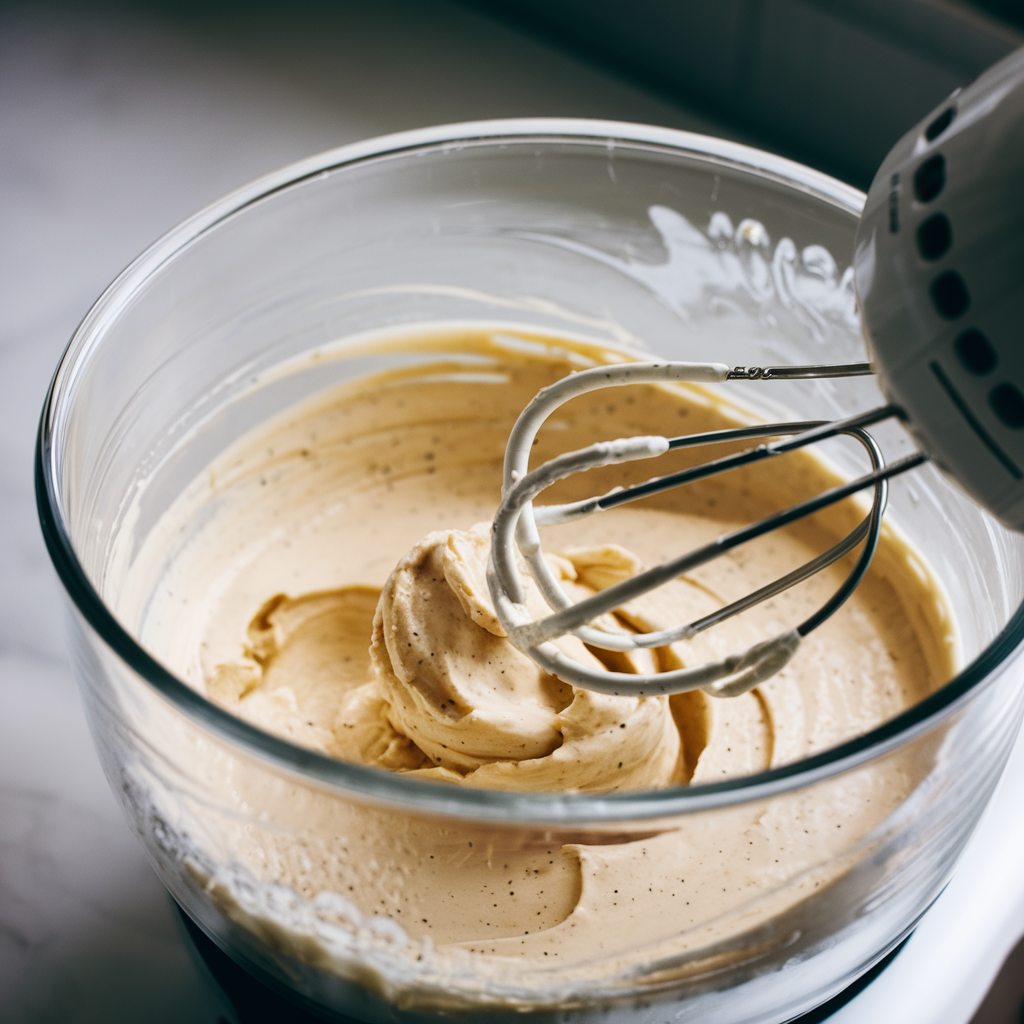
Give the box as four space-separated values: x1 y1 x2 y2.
7 0 1024 188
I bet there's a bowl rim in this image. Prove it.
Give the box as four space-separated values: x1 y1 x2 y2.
34 117 1024 825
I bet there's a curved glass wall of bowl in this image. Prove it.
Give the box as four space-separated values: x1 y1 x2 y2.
35 121 1024 1024
513 204 862 343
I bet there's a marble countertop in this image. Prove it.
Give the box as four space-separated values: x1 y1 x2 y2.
1 5 1021 1022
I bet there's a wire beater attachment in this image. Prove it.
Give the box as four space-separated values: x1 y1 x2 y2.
486 360 922 698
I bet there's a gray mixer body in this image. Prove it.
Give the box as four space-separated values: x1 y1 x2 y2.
855 47 1024 529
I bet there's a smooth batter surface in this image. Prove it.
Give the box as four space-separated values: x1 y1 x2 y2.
123 325 956 1004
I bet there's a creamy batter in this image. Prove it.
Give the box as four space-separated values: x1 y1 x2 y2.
123 325 956 1008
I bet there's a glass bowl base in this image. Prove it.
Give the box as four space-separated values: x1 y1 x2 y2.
173 900 910 1024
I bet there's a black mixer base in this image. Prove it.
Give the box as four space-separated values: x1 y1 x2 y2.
175 902 908 1024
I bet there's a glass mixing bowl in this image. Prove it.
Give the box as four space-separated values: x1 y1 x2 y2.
36 120 1024 1024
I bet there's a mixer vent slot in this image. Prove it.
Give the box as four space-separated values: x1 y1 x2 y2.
930 361 1022 479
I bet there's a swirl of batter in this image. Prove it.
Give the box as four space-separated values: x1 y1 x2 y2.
352 526 684 791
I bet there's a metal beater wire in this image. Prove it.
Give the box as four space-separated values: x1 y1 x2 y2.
487 361 925 696
498 414 915 653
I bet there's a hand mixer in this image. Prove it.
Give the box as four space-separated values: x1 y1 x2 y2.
487 45 1024 699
